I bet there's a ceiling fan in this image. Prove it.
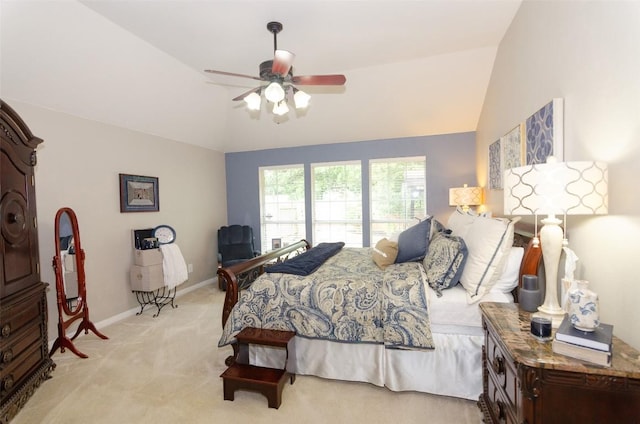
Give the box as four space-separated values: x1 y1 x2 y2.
204 21 346 115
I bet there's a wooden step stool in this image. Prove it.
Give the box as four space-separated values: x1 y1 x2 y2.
221 327 296 409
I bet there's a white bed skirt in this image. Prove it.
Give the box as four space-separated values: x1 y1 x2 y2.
250 331 484 401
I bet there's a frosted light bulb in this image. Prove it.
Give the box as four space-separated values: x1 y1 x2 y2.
264 82 285 103
294 90 311 109
273 101 289 116
244 92 261 111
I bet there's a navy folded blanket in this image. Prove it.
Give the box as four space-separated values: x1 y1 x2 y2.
265 242 345 276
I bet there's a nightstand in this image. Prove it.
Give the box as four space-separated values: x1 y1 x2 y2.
478 302 640 424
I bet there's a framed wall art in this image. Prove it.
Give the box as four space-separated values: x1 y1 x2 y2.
501 124 524 170
488 139 502 190
525 98 564 165
119 173 159 213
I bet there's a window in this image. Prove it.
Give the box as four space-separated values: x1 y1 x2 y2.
259 165 306 252
259 157 426 250
370 157 426 242
312 161 362 247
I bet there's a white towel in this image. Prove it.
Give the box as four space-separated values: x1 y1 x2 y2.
159 244 188 289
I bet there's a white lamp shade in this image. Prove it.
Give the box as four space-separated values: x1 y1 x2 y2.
244 92 262 111
294 89 311 109
504 160 608 216
273 101 289 116
504 157 608 327
264 82 285 103
449 185 483 207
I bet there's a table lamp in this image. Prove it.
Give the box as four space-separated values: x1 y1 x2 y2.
503 157 608 326
449 184 484 212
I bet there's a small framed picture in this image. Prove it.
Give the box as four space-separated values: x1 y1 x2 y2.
488 139 502 190
119 173 159 213
271 238 282 250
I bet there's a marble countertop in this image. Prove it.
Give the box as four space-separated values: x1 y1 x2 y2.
480 302 640 379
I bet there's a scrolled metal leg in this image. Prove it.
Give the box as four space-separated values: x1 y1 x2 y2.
132 287 178 317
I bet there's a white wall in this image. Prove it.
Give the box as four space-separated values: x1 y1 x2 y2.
477 1 640 348
7 100 227 343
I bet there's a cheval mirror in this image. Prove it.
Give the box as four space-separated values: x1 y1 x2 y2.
50 207 108 358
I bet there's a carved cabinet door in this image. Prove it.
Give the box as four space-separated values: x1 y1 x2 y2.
0 103 43 298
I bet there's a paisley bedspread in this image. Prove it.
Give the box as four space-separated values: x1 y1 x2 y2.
218 247 434 350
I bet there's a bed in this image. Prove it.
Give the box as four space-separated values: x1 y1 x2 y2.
217 210 542 401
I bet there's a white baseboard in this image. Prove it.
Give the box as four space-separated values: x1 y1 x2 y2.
49 277 217 351
96 277 216 328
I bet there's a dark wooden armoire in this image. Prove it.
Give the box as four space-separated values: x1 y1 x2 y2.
0 100 55 423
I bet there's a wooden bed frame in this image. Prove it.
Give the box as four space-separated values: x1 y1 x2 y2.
218 239 310 363
218 235 543 365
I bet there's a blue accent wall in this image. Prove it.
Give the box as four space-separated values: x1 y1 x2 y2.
225 132 476 248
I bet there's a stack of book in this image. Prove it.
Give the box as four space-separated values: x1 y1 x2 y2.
552 315 613 366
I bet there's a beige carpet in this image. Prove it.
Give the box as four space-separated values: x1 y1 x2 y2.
13 284 483 423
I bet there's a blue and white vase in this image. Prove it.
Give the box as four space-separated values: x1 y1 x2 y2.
568 280 600 332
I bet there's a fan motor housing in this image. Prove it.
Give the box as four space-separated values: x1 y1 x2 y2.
259 60 291 81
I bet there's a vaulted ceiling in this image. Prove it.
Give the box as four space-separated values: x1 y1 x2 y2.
1 1 521 152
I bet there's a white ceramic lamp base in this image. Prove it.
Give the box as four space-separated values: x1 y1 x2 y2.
537 216 566 328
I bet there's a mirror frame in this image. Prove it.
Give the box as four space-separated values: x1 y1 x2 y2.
54 208 85 316
50 207 108 359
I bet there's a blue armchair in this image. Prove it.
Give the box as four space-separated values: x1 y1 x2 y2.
217 225 260 290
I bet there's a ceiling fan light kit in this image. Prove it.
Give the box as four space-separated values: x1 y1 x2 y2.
205 21 346 120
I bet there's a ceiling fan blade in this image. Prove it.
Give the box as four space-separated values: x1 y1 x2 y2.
272 50 295 76
204 69 262 81
291 74 346 86
232 87 261 101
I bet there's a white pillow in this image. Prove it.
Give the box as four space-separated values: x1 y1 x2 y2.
447 207 476 239
447 207 493 238
490 247 525 293
458 215 520 303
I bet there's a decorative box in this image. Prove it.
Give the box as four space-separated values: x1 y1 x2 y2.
130 264 164 292
132 228 154 249
133 248 163 266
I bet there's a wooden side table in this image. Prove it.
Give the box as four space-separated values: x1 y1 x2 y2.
220 327 295 409
478 302 640 424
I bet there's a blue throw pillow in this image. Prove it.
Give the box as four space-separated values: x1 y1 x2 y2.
395 218 432 263
423 232 468 297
